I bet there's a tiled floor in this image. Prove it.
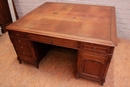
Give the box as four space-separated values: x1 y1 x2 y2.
0 32 130 87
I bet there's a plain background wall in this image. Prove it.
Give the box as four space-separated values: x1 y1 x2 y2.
8 0 130 40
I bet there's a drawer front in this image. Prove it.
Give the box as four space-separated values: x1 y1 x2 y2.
28 34 77 49
10 37 30 45
51 37 77 49
10 37 33 57
79 51 108 64
14 46 32 57
8 30 26 38
14 44 31 52
18 55 34 64
81 43 111 54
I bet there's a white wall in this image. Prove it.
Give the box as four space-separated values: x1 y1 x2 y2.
8 0 130 40
8 0 16 22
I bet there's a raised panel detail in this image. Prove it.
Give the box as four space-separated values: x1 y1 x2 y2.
81 57 106 79
77 50 111 85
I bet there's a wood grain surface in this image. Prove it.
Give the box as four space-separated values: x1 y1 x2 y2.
6 2 117 46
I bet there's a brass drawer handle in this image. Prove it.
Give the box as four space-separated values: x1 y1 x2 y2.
49 40 53 44
18 40 21 42
93 47 96 50
21 46 23 49
23 52 25 54
16 34 19 36
80 65 82 69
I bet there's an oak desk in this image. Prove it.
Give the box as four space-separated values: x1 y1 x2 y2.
6 2 117 85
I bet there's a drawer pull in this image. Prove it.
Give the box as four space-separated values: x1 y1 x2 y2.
49 40 53 44
25 57 26 60
18 40 21 42
21 46 23 49
80 65 82 69
93 47 96 50
16 34 19 36
23 52 25 54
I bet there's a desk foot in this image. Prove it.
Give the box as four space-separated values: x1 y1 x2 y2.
99 79 105 86
36 65 39 69
17 57 22 64
19 61 22 64
35 63 39 69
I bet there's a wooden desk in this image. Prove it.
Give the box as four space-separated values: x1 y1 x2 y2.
6 2 117 85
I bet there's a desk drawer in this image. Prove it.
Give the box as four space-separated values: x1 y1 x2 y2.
14 46 32 57
8 30 26 38
82 43 111 54
14 44 30 52
79 51 109 64
28 34 77 49
10 37 33 57
18 54 34 64
10 37 30 46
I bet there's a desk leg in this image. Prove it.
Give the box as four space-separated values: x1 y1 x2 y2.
99 78 105 86
17 57 22 64
35 63 39 69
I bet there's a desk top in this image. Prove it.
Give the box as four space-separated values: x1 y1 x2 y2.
6 2 117 46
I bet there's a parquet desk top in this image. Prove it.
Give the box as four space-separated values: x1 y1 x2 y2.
6 2 117 46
